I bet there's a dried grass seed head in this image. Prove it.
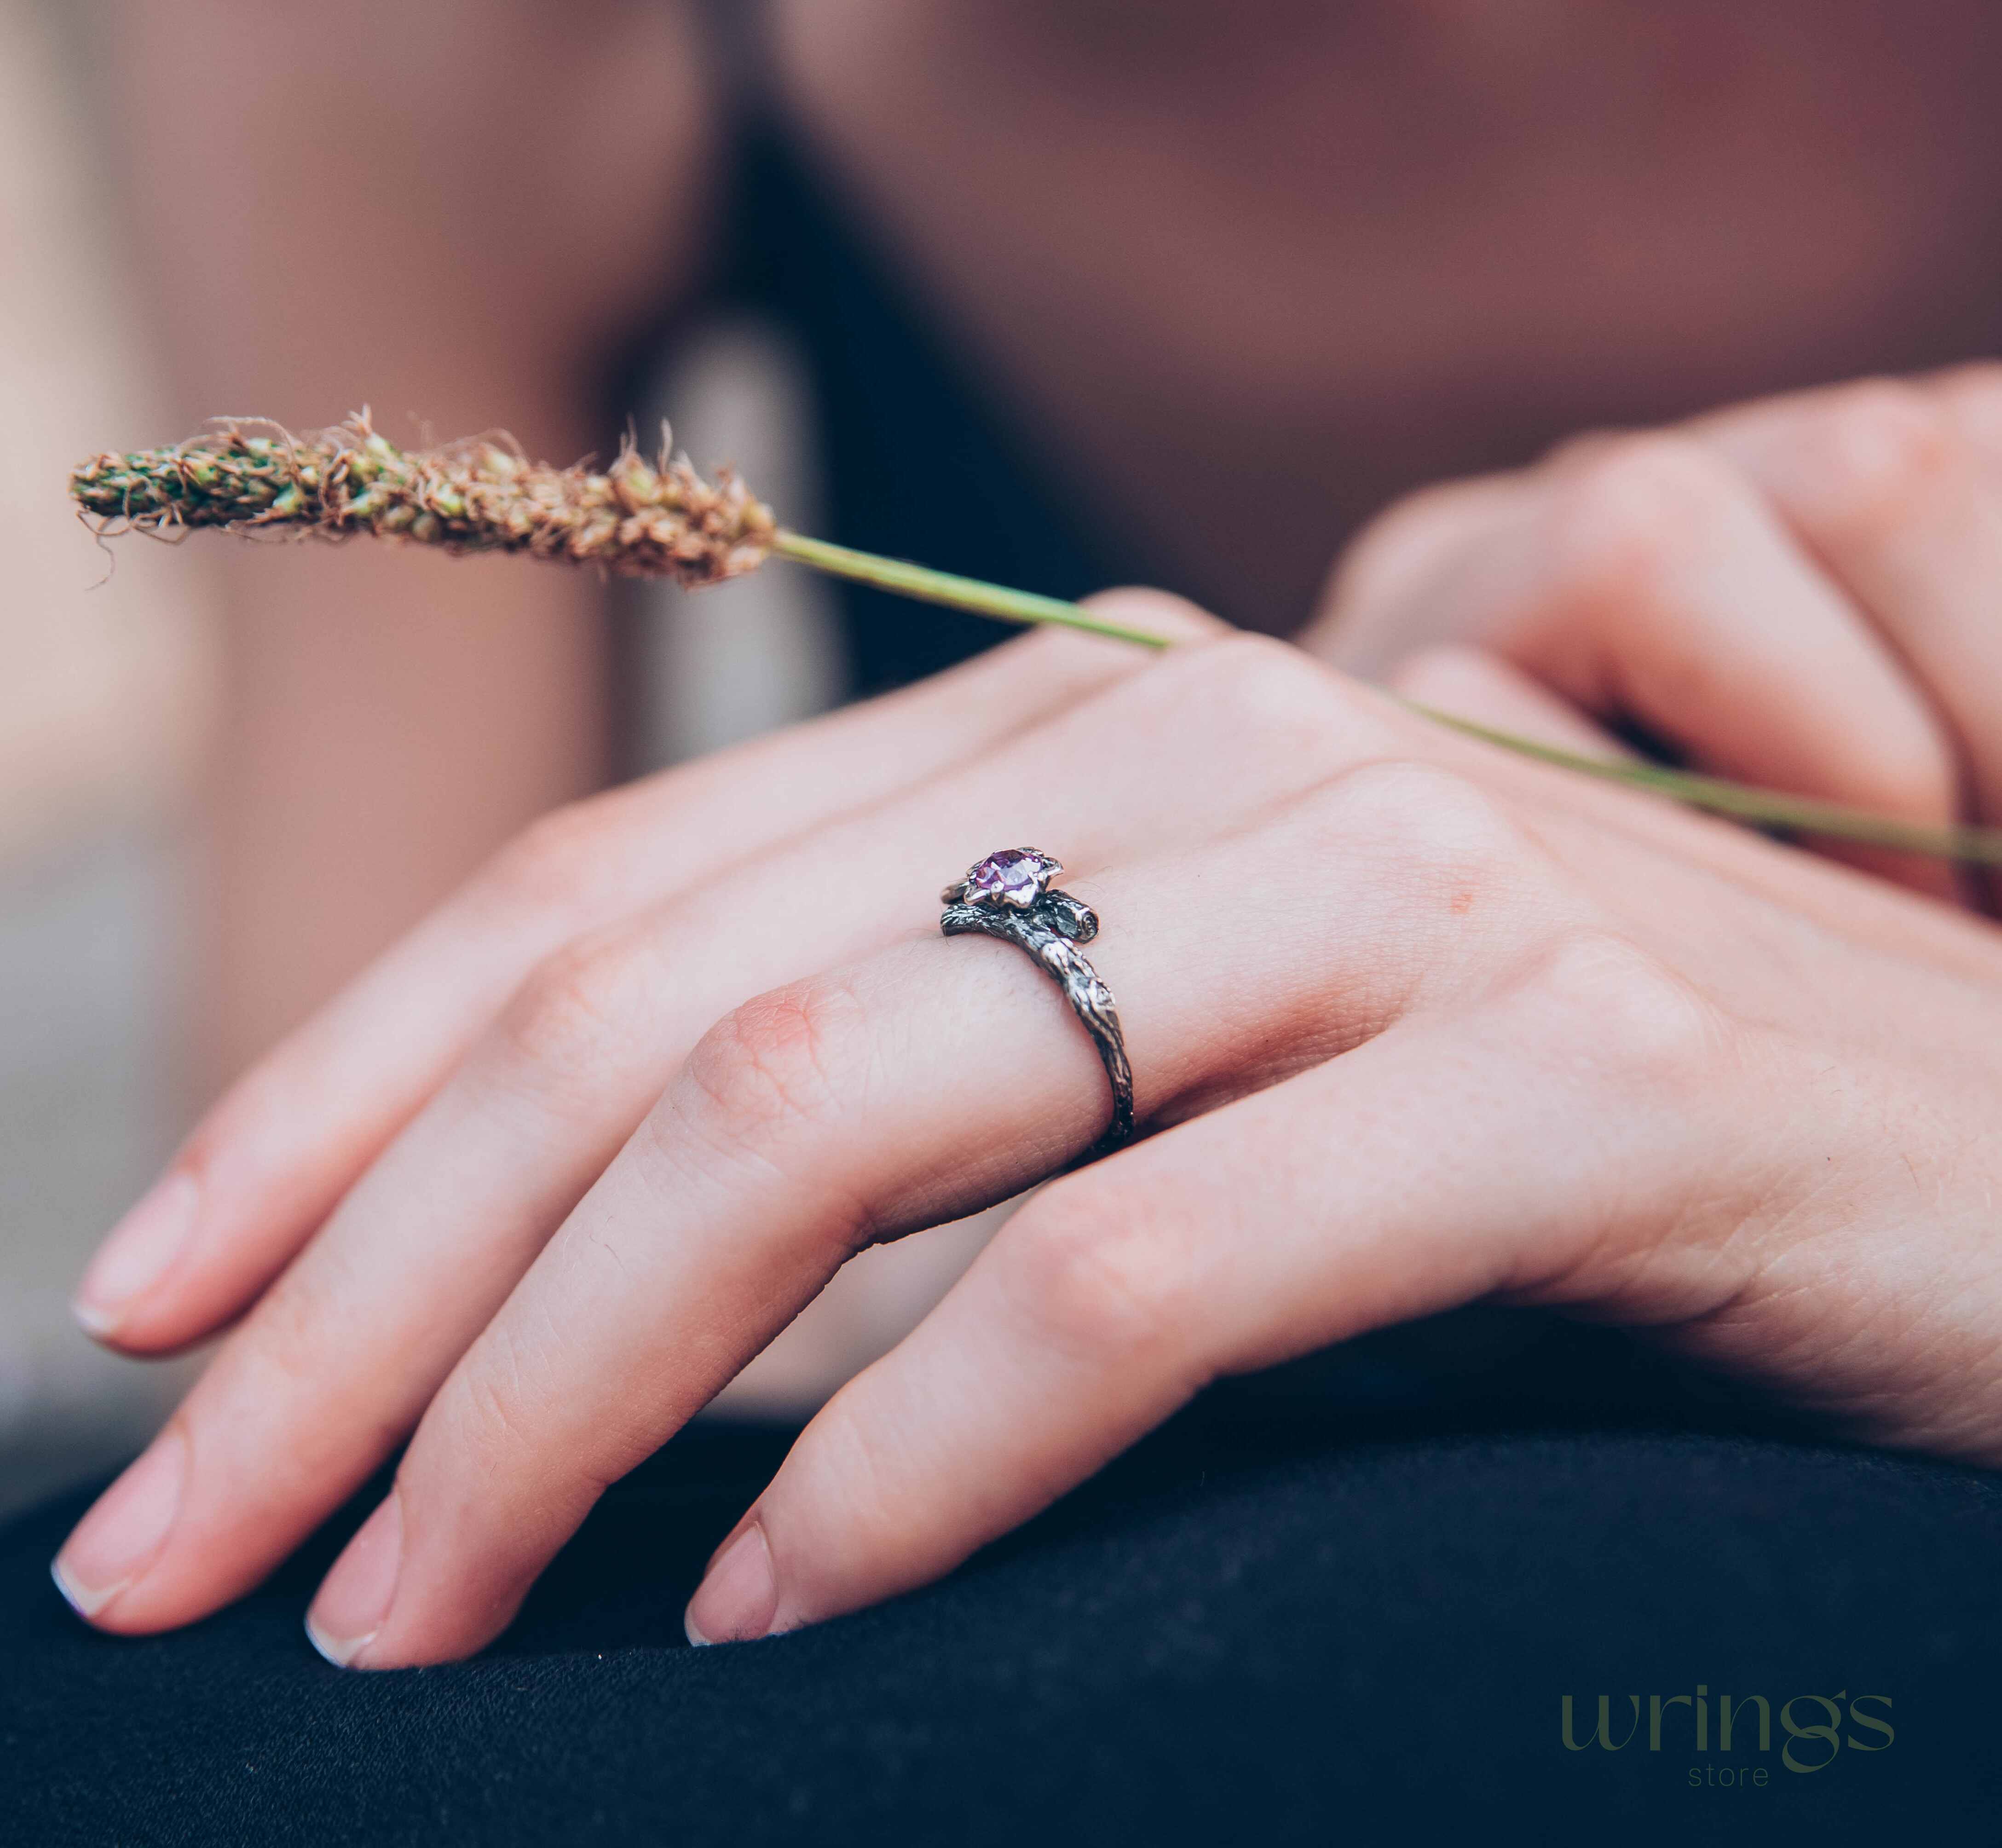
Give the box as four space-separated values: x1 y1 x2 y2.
69 414 778 587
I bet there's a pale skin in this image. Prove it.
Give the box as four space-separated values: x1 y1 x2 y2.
56 3 2002 1657
1310 365 2002 905
49 410 2002 1652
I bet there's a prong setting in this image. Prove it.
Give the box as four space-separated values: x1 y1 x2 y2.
942 848 1063 909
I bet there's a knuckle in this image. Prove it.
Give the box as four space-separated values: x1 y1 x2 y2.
1797 378 1972 536
1000 1184 1199 1361
431 1331 626 1514
679 978 864 1157
236 1273 332 1400
1290 761 1552 988
1511 930 1726 1100
221 1278 369 1484
492 928 653 1096
1930 359 2002 443
1306 756 1535 892
771 1393 902 1565
1171 631 1370 759
1082 586 1232 644
1541 432 1734 612
1314 478 1518 674
447 1329 543 1461
1339 476 1494 596
484 801 612 912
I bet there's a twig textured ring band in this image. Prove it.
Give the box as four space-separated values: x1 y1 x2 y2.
940 849 1135 1156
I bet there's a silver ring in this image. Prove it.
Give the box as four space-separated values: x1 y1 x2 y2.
940 849 1134 1155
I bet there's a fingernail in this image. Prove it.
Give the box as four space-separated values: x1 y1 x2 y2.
306 1490 403 1669
51 1426 188 1619
684 1521 778 1646
73 1172 200 1335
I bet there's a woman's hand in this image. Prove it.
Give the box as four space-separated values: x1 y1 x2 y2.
54 601 2002 1666
1302 364 2002 900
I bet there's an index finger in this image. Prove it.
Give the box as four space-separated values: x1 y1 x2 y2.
78 606 1200 1352
303 757 1562 1666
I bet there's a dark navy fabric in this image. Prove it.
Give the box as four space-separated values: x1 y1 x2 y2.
3 1374 1997 1845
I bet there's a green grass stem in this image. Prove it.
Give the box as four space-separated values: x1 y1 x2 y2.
771 531 2002 867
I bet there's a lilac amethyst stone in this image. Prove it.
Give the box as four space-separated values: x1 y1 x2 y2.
954 848 1060 910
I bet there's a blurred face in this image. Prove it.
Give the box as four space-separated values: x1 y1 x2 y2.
784 0 2002 426
780 0 2002 620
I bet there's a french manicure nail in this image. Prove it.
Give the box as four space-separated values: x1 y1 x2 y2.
73 1171 200 1335
306 1491 403 1669
684 1521 778 1646
51 1426 188 1619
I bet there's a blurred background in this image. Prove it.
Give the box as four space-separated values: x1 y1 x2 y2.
0 0 1002 1517
0 0 212 1516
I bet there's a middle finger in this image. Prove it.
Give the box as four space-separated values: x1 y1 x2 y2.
68 635 1405 1635
310 749 1565 1666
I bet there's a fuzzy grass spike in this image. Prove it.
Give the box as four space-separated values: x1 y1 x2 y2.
69 416 2002 866
70 415 778 586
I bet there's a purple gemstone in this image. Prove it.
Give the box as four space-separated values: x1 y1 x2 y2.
962 848 1056 908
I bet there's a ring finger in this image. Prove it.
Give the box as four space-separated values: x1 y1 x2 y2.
57 635 1394 1635
303 754 1566 1667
